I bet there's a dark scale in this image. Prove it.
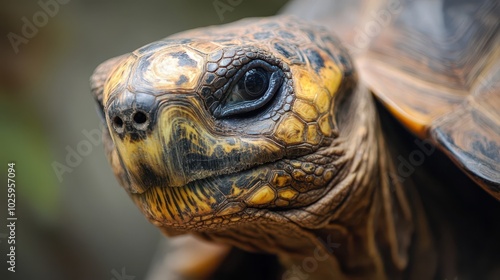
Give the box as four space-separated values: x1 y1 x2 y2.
172 51 197 67
304 48 325 74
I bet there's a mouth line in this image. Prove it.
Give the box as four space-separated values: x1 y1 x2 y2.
136 161 278 229
175 160 258 188
161 149 298 190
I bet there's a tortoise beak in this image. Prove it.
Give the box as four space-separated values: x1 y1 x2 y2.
108 94 283 193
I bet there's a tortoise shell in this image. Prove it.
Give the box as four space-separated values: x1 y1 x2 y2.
285 0 500 198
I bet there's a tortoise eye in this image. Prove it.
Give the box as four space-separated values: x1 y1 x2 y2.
226 68 269 104
240 68 268 98
214 61 283 118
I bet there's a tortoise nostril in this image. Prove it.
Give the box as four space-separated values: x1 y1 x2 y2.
113 116 124 128
133 112 148 124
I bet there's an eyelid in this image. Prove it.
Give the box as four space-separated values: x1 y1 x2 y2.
224 60 278 90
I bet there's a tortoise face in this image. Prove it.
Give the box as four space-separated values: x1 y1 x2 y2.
101 17 354 232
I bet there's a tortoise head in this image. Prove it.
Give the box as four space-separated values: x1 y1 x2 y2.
97 16 356 234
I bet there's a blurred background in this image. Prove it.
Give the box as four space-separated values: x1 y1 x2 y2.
0 1 288 279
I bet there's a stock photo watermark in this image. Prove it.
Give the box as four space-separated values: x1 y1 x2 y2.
213 0 244 22
52 128 102 182
7 0 71 54
6 163 17 273
389 72 498 184
344 0 403 55
111 267 135 280
391 138 435 183
282 235 340 280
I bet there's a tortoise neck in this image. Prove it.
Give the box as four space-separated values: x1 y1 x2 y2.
279 85 436 280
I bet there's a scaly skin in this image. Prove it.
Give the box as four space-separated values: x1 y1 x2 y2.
92 16 435 279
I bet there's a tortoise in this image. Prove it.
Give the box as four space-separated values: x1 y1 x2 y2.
90 0 500 279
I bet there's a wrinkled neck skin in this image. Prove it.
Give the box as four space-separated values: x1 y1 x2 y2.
275 85 417 280
202 84 437 280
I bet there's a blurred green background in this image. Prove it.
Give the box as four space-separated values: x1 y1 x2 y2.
0 1 288 279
